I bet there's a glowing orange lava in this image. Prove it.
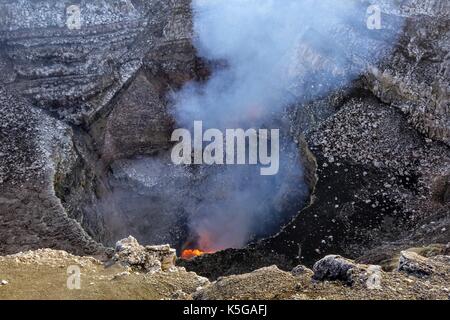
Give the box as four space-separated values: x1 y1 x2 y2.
181 249 211 260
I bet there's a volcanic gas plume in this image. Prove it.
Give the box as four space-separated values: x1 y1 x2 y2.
171 0 402 255
95 0 403 257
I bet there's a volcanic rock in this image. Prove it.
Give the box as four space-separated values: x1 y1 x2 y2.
312 255 359 285
364 1 450 146
189 247 449 300
0 0 448 291
171 290 190 300
193 265 297 300
291 265 314 277
0 0 196 254
0 246 448 300
398 251 436 278
179 0 450 280
112 236 177 273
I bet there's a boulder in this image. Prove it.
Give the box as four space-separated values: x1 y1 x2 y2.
312 255 357 285
112 236 177 273
398 251 435 278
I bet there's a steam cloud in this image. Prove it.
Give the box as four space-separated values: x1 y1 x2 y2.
173 0 396 127
168 0 402 252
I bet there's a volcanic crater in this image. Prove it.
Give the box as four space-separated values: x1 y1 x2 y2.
0 0 449 283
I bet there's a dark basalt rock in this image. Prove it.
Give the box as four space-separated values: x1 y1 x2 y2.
312 255 357 285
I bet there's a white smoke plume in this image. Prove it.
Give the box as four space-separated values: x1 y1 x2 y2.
173 0 400 127
168 0 403 252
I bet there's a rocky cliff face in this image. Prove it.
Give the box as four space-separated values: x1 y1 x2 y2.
0 86 101 255
0 0 192 123
365 0 449 146
0 0 195 254
0 0 448 284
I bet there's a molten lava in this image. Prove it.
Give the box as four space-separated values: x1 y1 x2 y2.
181 249 210 260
